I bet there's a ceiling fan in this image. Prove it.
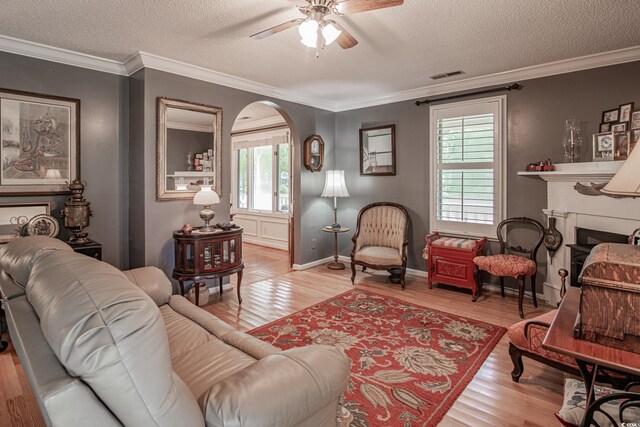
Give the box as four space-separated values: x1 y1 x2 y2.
250 0 404 53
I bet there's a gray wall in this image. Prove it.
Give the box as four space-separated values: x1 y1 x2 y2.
335 60 640 291
130 68 337 279
0 51 129 268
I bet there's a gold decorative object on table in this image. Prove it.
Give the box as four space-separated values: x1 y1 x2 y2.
60 178 92 244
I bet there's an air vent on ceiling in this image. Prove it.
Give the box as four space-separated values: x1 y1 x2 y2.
429 70 465 80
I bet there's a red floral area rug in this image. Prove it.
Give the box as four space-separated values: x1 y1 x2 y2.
248 289 506 427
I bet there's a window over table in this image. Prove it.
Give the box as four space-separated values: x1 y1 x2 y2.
232 128 290 214
429 96 506 237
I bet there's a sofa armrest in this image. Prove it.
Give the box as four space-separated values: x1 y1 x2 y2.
199 345 349 427
122 266 172 306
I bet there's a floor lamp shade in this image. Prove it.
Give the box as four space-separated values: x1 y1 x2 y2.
602 146 640 196
321 170 350 198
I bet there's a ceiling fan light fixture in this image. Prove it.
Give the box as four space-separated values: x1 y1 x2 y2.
321 22 341 45
301 34 318 48
298 18 318 39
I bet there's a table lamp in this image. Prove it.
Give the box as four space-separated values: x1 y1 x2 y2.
321 170 350 227
194 179 220 232
601 144 640 197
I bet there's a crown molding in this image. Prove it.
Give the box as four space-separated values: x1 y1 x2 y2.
231 115 287 133
333 45 640 112
2 34 640 113
0 34 127 76
125 51 338 111
166 121 214 133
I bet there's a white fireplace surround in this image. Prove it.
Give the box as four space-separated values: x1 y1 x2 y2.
519 161 640 306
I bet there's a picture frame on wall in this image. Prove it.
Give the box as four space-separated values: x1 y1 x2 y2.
611 122 628 132
613 132 630 161
0 88 80 195
602 108 619 123
593 132 614 161
619 102 634 123
631 111 640 130
0 202 50 243
599 123 611 133
631 129 640 153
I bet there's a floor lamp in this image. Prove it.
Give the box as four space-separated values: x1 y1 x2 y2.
321 170 350 269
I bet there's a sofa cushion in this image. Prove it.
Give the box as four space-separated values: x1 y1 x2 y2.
354 245 402 266
161 304 214 361
0 236 72 287
27 250 204 427
123 266 172 306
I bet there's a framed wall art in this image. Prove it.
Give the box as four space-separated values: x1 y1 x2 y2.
0 202 50 243
0 88 80 195
613 131 630 161
602 108 619 123
611 122 627 132
619 102 634 123
631 111 640 130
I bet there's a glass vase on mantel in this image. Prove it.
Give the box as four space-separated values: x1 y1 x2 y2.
561 119 586 163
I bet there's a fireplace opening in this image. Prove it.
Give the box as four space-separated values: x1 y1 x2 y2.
566 228 629 286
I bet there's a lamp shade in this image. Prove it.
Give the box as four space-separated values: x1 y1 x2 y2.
193 185 220 206
602 146 640 196
321 170 349 198
322 23 341 46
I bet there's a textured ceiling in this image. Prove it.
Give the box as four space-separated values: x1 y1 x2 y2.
2 0 640 105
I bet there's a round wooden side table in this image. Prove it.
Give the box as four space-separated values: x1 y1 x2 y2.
322 226 350 270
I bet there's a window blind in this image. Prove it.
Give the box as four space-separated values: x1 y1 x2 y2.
430 96 505 237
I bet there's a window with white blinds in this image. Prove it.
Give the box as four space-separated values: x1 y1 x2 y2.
429 96 506 237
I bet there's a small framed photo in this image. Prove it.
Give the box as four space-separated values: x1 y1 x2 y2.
593 132 614 161
631 111 640 130
613 132 630 160
194 165 203 171
631 129 640 153
602 108 619 123
195 153 203 159
207 148 213 157
611 122 627 132
619 102 634 123
599 123 611 132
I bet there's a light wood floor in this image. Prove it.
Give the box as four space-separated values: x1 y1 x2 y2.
0 243 566 426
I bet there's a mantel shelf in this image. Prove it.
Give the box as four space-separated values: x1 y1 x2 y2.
517 161 624 182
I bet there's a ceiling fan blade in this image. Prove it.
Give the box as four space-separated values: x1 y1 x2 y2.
330 21 358 49
250 19 303 39
336 0 404 14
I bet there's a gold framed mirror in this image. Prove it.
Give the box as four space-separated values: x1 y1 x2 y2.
157 97 222 201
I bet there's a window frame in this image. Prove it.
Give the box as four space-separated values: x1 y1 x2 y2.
231 128 290 216
429 95 507 238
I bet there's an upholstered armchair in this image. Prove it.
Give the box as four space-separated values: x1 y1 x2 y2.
350 202 409 288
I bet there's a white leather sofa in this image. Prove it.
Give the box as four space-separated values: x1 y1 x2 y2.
0 236 349 426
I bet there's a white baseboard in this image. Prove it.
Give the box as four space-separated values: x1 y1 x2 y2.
292 257 335 270
242 236 288 251
293 255 427 278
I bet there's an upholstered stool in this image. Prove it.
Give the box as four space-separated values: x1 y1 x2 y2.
424 233 487 301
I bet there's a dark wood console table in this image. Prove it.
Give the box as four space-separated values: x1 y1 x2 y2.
172 227 244 306
543 287 640 425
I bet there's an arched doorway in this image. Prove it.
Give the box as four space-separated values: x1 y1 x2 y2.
230 102 298 268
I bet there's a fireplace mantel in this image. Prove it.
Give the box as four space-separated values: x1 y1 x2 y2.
524 160 640 307
518 161 623 183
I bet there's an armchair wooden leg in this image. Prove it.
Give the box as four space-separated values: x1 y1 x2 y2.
350 262 356 285
509 343 524 382
472 267 482 302
530 273 538 308
518 276 525 319
400 267 406 290
500 277 505 298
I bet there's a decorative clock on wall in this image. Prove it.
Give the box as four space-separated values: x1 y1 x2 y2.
304 134 324 172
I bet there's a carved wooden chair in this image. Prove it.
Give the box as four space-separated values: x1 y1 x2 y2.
350 202 409 288
473 217 544 319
